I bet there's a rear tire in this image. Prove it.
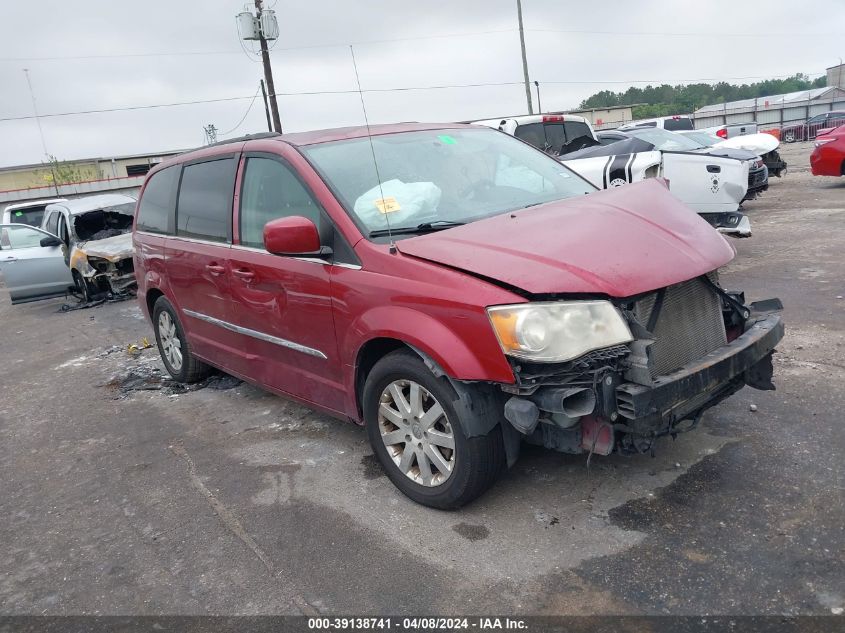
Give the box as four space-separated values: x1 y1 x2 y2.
362 350 505 509
152 296 212 383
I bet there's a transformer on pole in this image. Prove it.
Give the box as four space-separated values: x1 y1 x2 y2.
237 2 282 133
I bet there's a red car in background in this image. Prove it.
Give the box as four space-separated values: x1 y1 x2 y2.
781 110 845 143
810 126 845 177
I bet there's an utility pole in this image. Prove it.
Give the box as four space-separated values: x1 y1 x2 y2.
260 79 272 132
516 0 533 114
254 0 282 133
203 124 218 145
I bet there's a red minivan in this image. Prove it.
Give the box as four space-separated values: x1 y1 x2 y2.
133 123 783 508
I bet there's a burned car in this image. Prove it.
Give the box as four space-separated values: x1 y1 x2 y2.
41 194 137 300
133 124 783 509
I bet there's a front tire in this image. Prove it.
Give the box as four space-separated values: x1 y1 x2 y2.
363 350 504 509
72 270 95 302
152 296 212 383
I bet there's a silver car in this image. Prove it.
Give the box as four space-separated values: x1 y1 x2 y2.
0 223 73 304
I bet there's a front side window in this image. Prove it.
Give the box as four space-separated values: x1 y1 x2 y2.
176 158 236 242
137 166 178 234
44 210 60 236
239 157 322 249
0 225 50 250
57 215 69 245
302 127 595 239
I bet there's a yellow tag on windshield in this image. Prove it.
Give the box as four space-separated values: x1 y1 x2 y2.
374 196 401 214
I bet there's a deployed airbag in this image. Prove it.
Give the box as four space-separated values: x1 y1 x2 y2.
353 179 442 226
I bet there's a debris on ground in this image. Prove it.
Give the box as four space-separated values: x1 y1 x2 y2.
127 337 153 356
59 288 135 313
749 404 758 412
104 364 242 399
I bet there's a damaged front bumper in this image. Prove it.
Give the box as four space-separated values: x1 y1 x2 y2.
700 211 752 238
503 304 783 458
613 312 783 429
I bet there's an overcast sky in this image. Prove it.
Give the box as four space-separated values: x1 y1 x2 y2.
0 0 842 168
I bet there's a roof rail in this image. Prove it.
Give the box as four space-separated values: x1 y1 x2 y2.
203 131 282 149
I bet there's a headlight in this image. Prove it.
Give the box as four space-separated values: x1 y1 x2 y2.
87 256 111 273
487 301 633 363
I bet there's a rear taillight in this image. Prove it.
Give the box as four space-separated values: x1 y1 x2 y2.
716 128 728 139
542 115 564 123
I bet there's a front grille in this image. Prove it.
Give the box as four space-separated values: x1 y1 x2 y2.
115 258 135 275
632 274 727 377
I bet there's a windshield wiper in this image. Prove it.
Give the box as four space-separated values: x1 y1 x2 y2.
369 220 465 238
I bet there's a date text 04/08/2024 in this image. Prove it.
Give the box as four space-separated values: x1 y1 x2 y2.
307 618 528 630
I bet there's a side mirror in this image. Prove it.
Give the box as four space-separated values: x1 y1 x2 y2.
40 235 62 248
263 216 331 257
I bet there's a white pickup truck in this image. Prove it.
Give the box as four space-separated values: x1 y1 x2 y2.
472 114 751 236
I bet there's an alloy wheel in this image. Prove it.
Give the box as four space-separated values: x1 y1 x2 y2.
377 379 455 487
158 311 183 372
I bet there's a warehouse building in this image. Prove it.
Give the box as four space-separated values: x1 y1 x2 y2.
692 85 845 130
0 150 183 208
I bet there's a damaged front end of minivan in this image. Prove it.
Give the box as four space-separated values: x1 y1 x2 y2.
72 234 136 295
496 274 783 457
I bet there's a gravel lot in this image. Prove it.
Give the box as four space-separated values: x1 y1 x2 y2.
1 141 842 616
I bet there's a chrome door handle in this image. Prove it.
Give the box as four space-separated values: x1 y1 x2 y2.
232 268 256 282
1 256 17 262
206 263 225 276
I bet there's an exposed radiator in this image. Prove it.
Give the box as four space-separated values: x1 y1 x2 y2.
632 274 727 377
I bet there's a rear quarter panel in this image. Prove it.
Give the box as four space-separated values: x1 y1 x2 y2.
133 232 168 321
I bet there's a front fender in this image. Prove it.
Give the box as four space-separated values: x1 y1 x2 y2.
344 305 515 384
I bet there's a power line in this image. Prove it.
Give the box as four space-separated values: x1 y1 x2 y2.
0 72 827 123
0 95 257 122
3 25 843 63
527 27 845 38
217 86 262 137
0 28 520 63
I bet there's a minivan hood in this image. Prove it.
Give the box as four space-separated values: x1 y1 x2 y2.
79 232 134 261
396 179 734 297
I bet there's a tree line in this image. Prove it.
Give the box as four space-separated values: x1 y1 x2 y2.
579 73 827 119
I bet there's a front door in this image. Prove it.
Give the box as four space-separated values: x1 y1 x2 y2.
227 154 344 411
0 224 73 304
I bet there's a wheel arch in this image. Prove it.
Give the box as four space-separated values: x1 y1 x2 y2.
145 286 165 319
349 305 514 420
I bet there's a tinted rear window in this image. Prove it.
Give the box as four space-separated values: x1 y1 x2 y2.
176 159 235 242
514 121 595 155
136 166 178 234
7 207 45 227
663 118 693 131
514 122 565 151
